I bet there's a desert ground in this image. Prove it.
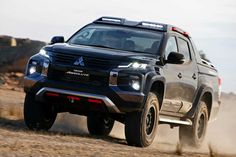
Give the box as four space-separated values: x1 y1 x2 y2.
0 73 236 157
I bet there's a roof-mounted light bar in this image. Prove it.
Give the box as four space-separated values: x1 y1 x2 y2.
101 17 122 23
138 21 167 31
93 17 167 31
93 16 126 24
172 27 190 38
141 22 164 28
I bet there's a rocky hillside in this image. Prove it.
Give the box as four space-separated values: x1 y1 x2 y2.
0 35 46 72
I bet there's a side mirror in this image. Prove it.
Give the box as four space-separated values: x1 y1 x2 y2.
50 36 64 44
167 52 185 64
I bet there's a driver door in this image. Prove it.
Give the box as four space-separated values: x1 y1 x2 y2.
161 36 184 114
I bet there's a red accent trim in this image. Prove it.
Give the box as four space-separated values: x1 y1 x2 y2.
45 92 59 97
218 77 222 86
67 96 81 101
172 27 182 34
172 27 190 38
183 32 189 38
172 27 177 31
88 99 102 104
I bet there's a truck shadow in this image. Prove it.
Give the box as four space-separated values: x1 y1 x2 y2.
0 116 127 146
0 117 25 130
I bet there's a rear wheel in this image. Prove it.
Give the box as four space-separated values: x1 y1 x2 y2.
179 101 208 148
24 93 57 131
125 92 159 147
87 114 114 136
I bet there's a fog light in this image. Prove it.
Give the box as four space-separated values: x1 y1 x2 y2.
29 66 36 74
131 80 140 90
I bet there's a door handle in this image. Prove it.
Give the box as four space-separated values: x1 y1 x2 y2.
192 73 197 80
178 73 182 79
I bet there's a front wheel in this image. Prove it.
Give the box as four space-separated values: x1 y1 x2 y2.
87 114 114 136
179 101 208 148
125 92 159 147
24 93 57 131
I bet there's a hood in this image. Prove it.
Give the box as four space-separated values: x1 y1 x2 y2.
44 43 158 64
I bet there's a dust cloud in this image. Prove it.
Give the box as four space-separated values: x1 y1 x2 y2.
51 113 88 135
205 94 236 154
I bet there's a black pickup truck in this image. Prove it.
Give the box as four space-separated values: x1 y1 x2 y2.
24 17 221 147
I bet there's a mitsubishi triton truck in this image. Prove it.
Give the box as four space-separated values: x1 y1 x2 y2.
23 17 221 147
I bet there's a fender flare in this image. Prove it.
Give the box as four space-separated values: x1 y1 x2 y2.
141 71 166 109
186 85 213 119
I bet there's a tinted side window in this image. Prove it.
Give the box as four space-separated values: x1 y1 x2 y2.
165 36 178 58
178 38 190 61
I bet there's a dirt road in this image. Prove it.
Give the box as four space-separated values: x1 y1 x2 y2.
0 86 235 157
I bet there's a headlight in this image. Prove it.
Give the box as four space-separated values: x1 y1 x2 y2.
27 60 41 76
29 61 37 74
29 66 36 74
26 50 50 77
118 62 147 69
27 59 49 76
39 49 50 58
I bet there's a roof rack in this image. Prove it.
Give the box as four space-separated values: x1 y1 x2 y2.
93 16 126 24
137 21 167 31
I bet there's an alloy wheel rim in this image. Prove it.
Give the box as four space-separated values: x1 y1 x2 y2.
145 104 156 136
197 113 205 139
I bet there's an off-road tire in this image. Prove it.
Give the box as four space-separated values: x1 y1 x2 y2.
125 92 159 147
179 101 208 148
87 114 114 136
24 93 57 131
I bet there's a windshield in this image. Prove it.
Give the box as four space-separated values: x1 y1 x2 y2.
69 24 163 54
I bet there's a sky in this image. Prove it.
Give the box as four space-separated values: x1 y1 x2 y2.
0 0 236 92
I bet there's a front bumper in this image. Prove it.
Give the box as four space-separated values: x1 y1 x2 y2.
24 74 145 113
36 87 121 113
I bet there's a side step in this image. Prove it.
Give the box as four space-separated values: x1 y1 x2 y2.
159 116 192 126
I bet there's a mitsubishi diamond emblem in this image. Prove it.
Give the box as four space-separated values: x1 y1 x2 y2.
74 56 85 66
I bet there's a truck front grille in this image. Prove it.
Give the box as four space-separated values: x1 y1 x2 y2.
51 52 118 70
